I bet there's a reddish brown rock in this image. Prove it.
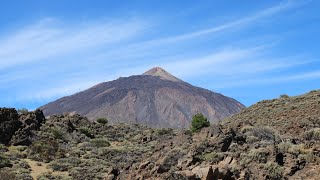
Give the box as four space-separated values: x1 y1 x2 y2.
40 67 244 128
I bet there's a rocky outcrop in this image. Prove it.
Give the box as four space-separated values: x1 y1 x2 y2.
10 109 45 146
0 108 45 145
40 67 244 128
0 108 21 145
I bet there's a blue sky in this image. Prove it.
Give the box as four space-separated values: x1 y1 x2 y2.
0 0 319 109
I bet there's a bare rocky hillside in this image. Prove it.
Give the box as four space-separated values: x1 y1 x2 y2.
40 67 244 128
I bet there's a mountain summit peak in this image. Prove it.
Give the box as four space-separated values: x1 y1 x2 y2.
143 67 182 82
40 65 244 128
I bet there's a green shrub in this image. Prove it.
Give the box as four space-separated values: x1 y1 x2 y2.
17 108 29 115
79 127 95 138
15 172 33 180
280 94 289 98
28 139 59 162
287 144 309 156
50 128 65 140
264 162 284 180
155 128 173 135
277 142 293 154
37 172 72 180
96 117 108 125
69 166 106 179
248 148 269 163
0 155 11 168
0 170 16 180
14 145 27 152
197 152 224 163
0 143 7 152
245 135 260 143
240 148 269 167
49 157 81 171
240 125 254 133
303 128 320 141
246 126 276 141
90 138 110 148
191 113 210 133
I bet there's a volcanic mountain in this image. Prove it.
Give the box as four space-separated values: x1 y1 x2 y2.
40 67 244 128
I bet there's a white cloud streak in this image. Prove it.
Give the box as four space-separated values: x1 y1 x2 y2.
0 18 145 69
0 0 305 69
0 0 314 105
126 0 302 47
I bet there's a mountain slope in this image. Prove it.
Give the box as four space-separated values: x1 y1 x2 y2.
40 67 244 128
223 90 320 135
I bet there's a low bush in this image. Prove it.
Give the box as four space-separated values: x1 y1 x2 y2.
37 172 72 180
28 139 59 162
0 170 16 180
264 162 284 180
287 144 309 156
17 108 29 115
155 128 174 136
303 128 320 141
240 148 269 166
197 152 224 163
246 126 277 142
0 143 7 151
90 138 110 148
14 172 33 180
50 128 65 140
240 125 254 133
277 142 293 154
0 155 11 168
7 146 28 159
79 127 95 138
69 166 106 179
97 117 108 125
49 157 81 171
248 148 269 163
280 94 289 98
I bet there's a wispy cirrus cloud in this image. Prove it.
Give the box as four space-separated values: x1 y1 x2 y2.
148 46 314 80
120 0 305 47
0 0 317 108
0 18 146 69
84 0 308 65
0 0 306 70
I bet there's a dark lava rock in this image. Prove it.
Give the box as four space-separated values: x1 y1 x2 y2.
10 109 45 146
0 108 22 145
220 130 236 152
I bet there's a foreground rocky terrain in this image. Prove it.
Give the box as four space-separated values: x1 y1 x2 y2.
40 67 244 128
1 90 320 179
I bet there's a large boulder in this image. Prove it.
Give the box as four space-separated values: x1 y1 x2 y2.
155 149 186 173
